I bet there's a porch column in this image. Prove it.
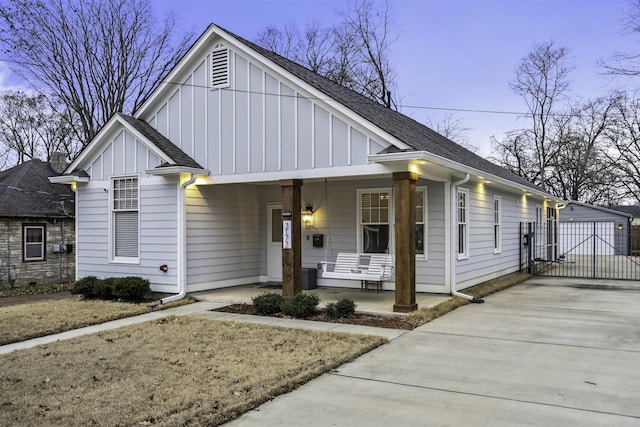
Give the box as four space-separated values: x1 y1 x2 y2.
280 179 303 298
393 171 418 313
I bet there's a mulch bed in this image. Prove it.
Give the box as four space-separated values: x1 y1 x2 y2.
213 303 416 330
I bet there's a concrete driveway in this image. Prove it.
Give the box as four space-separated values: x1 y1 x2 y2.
228 277 640 426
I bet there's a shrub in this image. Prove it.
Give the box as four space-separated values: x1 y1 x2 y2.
71 276 101 299
111 276 150 301
281 293 320 318
94 277 115 300
325 298 357 319
252 293 284 315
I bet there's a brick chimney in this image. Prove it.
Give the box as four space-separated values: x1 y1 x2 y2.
50 152 68 174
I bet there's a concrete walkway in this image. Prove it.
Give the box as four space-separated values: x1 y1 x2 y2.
0 299 407 355
228 277 640 426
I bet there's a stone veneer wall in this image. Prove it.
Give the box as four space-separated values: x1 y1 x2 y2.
0 217 75 288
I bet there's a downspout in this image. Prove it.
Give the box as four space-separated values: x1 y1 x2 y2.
161 173 197 304
450 173 484 303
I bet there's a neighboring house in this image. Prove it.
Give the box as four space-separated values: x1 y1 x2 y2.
1 155 75 287
559 201 632 256
610 205 640 226
51 24 561 312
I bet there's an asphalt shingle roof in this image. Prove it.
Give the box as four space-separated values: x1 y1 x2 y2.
119 114 204 170
0 160 74 218
223 26 543 192
610 205 640 218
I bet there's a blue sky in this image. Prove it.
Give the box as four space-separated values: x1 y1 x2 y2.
2 0 638 155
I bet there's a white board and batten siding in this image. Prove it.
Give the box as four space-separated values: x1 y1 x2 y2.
140 42 388 178
455 183 542 288
75 126 181 290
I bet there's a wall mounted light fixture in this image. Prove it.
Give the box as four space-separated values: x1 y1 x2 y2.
302 204 314 227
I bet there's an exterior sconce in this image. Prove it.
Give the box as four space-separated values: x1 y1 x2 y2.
618 224 623 231
302 204 314 227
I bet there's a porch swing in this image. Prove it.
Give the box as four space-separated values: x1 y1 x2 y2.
318 178 394 293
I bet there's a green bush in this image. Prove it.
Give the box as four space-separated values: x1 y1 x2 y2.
325 298 357 319
111 276 150 301
252 293 284 315
71 276 150 301
94 277 115 300
71 276 101 299
281 293 320 318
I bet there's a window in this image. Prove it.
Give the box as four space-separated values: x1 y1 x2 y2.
359 189 390 253
23 224 45 261
493 196 501 253
112 176 139 261
457 188 469 259
416 187 427 257
211 46 229 89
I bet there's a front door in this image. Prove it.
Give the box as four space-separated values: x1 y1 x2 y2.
267 204 282 281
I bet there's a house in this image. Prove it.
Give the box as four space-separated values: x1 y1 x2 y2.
559 201 632 256
1 155 75 287
50 24 561 312
610 205 640 226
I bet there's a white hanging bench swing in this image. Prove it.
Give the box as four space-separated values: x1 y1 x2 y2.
317 179 394 293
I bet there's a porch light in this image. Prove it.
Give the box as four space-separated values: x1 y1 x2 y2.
618 224 623 231
302 204 314 227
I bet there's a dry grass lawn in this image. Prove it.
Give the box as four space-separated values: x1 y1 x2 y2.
0 316 385 426
0 299 191 345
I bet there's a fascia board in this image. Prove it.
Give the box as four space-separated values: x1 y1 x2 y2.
369 151 561 202
146 166 210 176
48 175 89 184
134 24 411 153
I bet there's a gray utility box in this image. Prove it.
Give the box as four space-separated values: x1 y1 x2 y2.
301 268 317 290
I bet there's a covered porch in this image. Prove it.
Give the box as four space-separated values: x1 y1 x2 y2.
189 283 451 315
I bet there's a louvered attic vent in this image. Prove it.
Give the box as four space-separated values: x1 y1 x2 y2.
211 47 229 89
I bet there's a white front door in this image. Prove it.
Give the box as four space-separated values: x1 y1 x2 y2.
267 204 282 281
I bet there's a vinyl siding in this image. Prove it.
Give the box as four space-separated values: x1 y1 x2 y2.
455 183 542 287
76 180 179 287
185 184 261 286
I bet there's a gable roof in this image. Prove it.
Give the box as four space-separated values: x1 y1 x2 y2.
118 114 204 170
608 205 640 218
219 25 546 194
565 201 633 219
0 160 74 218
62 113 206 177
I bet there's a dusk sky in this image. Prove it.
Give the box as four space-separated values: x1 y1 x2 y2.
2 0 638 156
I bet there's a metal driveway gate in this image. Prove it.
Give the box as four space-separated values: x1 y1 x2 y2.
520 221 640 280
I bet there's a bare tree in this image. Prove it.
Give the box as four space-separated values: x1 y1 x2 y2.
492 41 573 193
550 96 621 204
0 0 194 144
605 92 640 203
256 0 399 108
601 0 640 78
426 114 477 152
0 90 79 168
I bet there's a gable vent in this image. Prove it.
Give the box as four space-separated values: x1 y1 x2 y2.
211 47 229 89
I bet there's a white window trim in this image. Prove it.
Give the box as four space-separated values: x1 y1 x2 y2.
416 186 428 260
493 195 502 254
356 187 393 254
457 188 469 260
23 224 45 261
110 174 140 264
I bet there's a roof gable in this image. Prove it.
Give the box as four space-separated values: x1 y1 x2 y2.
0 160 74 218
65 114 205 180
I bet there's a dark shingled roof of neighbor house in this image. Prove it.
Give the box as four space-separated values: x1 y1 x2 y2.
0 159 74 218
222 25 544 193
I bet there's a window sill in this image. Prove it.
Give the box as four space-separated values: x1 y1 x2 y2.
457 255 469 261
110 257 140 265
